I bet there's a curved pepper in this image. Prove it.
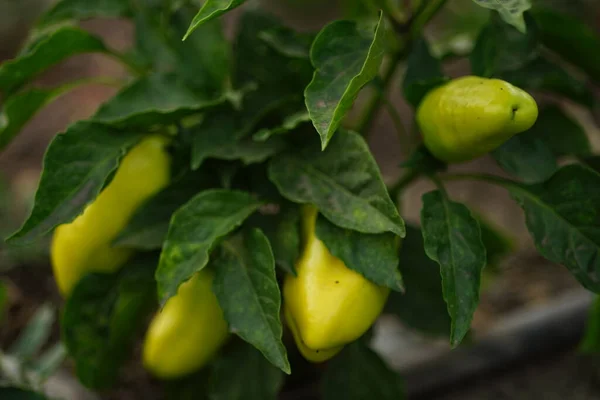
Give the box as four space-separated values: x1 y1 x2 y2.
51 135 171 296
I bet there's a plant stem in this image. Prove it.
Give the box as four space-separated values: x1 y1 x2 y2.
440 173 517 189
356 0 448 136
356 51 404 135
382 96 413 155
388 169 420 202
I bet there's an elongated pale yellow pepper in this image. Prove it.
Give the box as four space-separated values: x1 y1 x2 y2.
143 269 229 379
417 76 539 163
51 135 171 296
284 206 390 363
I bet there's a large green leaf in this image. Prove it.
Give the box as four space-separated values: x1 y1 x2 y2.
93 74 227 128
316 214 403 291
7 122 142 244
134 7 229 94
500 57 595 108
402 37 448 108
509 164 600 292
525 105 591 157
0 79 101 151
533 8 600 83
212 229 290 373
184 0 246 40
492 131 557 183
156 189 261 304
268 130 404 236
233 11 313 131
259 26 314 60
305 14 385 148
253 111 310 142
0 90 58 152
493 105 591 183
471 0 531 33
114 170 216 250
248 204 301 276
421 191 486 347
386 226 450 338
322 340 405 400
191 108 287 169
37 0 132 28
0 27 110 96
470 12 539 77
208 340 284 400
62 254 157 389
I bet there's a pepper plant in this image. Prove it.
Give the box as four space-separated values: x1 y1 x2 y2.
1 0 600 398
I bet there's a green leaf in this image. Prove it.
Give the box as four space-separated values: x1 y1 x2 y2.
305 14 385 148
316 214 403 291
533 8 600 83
114 170 216 250
402 37 448 108
208 340 284 400
191 108 287 169
233 11 313 129
8 304 55 361
579 295 600 353
7 122 142 244
62 254 157 389
525 105 591 157
268 130 404 236
213 229 290 373
500 57 595 108
250 204 301 276
0 387 47 400
470 12 539 77
0 80 97 151
93 74 227 128
492 131 558 183
134 8 229 94
508 164 600 292
322 340 405 400
233 12 312 128
37 0 132 28
386 225 450 338
493 105 591 183
0 27 110 96
184 0 246 40
259 27 314 60
156 189 261 304
253 111 310 142
421 191 486 346
471 0 531 33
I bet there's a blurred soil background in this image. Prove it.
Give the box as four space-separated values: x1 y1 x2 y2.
0 0 600 399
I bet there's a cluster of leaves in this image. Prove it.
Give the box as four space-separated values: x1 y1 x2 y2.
1 0 600 398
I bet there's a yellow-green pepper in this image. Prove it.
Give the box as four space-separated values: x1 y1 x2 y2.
417 76 539 163
143 269 229 379
51 135 171 296
283 206 390 363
